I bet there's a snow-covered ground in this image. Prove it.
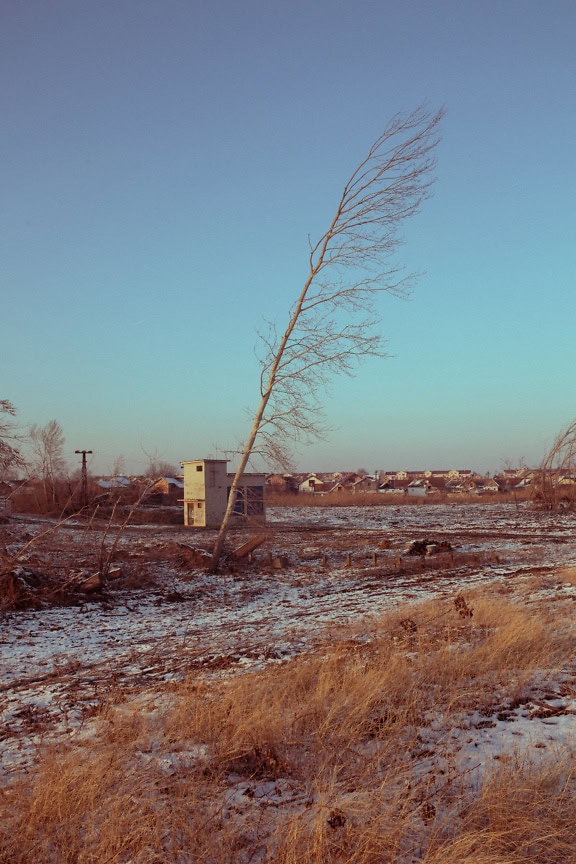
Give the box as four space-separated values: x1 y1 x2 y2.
1 502 576 780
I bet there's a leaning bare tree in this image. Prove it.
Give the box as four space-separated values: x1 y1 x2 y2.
211 106 444 570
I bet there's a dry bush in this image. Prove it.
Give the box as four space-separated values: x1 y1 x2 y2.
268 753 576 863
531 417 576 510
269 776 425 864
166 642 424 784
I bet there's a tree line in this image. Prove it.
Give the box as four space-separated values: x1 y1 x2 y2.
0 401 181 514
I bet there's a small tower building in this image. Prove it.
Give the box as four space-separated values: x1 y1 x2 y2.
181 459 266 527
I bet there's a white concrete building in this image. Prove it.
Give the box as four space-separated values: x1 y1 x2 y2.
181 459 266 528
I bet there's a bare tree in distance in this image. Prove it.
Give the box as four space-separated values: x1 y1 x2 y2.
109 454 127 477
532 419 576 509
29 419 68 507
142 447 178 478
211 105 444 570
0 400 25 480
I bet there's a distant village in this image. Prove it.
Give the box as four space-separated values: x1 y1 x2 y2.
5 459 576 526
0 464 537 511
266 467 535 497
83 465 537 504
85 464 536 504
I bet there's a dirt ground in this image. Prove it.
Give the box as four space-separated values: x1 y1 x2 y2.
1 502 575 780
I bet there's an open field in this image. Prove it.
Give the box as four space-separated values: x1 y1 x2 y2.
1 503 576 862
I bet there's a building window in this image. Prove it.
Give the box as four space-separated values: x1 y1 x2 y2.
247 486 264 515
196 465 203 472
227 485 264 517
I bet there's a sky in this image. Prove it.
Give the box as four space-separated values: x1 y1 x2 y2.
2 0 576 477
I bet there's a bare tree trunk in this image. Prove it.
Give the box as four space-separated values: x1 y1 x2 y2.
211 265 321 569
210 408 265 569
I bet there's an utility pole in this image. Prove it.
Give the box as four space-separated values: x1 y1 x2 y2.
75 449 93 509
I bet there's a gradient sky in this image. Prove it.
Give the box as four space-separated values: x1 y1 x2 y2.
3 0 576 476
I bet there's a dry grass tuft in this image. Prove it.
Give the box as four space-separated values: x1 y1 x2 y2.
0 748 165 863
423 757 576 863
559 564 576 586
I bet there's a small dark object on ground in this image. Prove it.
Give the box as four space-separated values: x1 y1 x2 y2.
406 539 453 556
271 555 290 569
454 593 473 619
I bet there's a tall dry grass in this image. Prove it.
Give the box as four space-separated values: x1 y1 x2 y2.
266 490 532 508
423 757 576 863
1 591 575 863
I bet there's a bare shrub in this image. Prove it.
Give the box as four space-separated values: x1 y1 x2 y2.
532 418 576 510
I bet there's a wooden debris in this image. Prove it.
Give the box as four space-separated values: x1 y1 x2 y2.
271 555 289 570
171 544 211 568
78 572 102 593
529 700 575 719
233 534 268 559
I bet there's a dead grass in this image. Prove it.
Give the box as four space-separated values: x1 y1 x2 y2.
267 491 531 508
423 756 576 862
558 564 576 586
2 591 576 863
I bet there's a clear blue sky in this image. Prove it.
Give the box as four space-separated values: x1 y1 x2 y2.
3 0 575 476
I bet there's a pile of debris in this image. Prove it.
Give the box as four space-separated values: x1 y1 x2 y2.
405 539 453 557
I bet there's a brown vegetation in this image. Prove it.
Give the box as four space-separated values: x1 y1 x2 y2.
266 489 532 508
531 418 576 510
1 590 575 863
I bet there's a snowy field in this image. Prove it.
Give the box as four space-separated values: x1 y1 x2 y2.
2 502 576 780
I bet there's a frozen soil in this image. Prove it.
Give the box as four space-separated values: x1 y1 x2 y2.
1 502 576 782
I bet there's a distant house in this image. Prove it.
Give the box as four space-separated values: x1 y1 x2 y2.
444 479 467 494
297 472 340 494
266 474 299 494
513 474 533 490
96 476 132 490
326 472 360 493
494 471 533 493
93 475 140 504
298 473 322 493
379 469 482 496
350 474 380 493
379 475 410 493
407 479 427 497
146 476 184 505
465 476 497 494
